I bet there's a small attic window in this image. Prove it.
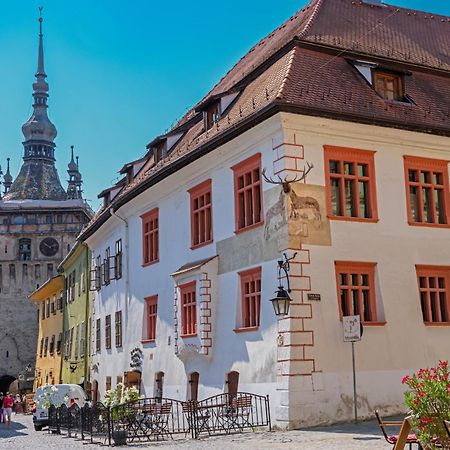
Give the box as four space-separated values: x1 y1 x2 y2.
205 102 221 130
103 192 111 208
126 169 133 185
373 70 404 102
154 141 166 164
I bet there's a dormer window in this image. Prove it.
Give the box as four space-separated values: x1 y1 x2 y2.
126 169 133 185
205 102 221 130
373 71 403 101
103 192 111 208
154 141 166 164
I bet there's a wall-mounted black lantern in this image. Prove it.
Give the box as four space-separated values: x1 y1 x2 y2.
269 253 297 317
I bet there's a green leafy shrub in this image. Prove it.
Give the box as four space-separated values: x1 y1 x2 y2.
403 361 450 449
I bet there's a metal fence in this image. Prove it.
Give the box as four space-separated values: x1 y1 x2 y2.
46 392 270 445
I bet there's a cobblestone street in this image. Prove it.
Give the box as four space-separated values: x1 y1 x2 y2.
0 414 392 449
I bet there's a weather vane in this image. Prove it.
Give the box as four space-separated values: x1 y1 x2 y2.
38 6 43 35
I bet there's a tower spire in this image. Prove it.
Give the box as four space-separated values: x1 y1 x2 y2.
3 8 67 201
20 6 57 159
37 7 45 76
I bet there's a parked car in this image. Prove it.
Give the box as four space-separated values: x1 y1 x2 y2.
32 384 88 431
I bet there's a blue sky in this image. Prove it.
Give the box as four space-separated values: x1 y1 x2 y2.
0 0 448 210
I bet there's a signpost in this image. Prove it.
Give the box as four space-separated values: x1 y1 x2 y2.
343 315 363 423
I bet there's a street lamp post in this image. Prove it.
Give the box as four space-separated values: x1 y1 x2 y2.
269 253 297 318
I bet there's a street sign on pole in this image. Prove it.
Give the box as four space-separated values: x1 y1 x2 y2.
343 315 362 342
342 315 362 424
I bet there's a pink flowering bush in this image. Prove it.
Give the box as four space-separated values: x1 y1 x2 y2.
403 361 450 448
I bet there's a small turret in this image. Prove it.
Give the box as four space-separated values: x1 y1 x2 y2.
67 146 83 200
3 158 13 195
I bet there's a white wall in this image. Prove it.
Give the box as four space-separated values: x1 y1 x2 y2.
280 112 450 426
86 115 284 417
86 110 450 428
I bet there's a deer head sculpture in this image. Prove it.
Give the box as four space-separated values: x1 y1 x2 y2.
262 161 313 193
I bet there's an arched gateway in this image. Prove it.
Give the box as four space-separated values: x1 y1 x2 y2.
0 375 16 394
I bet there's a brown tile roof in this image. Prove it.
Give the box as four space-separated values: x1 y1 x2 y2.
188 0 450 120
279 47 450 132
80 0 450 238
304 0 450 72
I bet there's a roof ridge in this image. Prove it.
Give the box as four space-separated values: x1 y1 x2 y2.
277 47 299 100
385 1 450 19
191 0 321 107
297 0 326 39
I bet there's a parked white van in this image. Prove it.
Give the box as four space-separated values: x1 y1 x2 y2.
33 384 88 431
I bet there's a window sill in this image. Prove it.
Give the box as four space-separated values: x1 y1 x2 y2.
362 321 386 327
141 339 155 344
408 221 450 229
234 221 264 235
142 259 160 268
234 326 259 333
424 322 450 327
180 333 197 338
191 240 214 250
328 215 379 223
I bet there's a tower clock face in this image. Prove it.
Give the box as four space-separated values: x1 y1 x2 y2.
39 237 59 257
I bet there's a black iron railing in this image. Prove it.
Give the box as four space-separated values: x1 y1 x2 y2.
194 393 271 438
43 392 270 445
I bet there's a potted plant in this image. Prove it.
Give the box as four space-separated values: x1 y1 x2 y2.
402 360 450 449
104 383 140 446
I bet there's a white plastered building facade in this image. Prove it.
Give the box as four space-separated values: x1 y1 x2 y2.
84 109 450 428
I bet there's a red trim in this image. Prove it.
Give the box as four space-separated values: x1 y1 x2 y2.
238 267 262 329
416 265 450 325
144 295 158 341
180 281 197 337
403 156 450 227
233 326 259 333
188 179 213 249
232 153 264 233
324 146 378 222
334 261 378 323
141 208 159 266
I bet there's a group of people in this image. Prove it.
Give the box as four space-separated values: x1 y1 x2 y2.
0 392 24 427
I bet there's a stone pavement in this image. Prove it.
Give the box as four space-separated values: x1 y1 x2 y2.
0 413 392 449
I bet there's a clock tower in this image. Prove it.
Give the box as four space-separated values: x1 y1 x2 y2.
0 10 92 394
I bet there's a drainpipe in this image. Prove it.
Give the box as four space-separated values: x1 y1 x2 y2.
110 208 130 338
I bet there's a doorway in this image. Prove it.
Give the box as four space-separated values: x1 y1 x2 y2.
0 375 16 394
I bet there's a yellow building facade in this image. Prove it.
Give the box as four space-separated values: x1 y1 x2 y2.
30 275 64 390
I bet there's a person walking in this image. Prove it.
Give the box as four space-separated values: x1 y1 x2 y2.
3 392 14 427
14 394 23 414
0 392 4 424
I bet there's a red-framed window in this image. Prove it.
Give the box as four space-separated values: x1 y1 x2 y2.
324 146 378 221
238 267 262 330
416 266 450 325
189 179 213 248
335 261 379 323
180 281 197 337
105 315 111 350
115 311 122 348
141 208 159 266
144 295 158 342
404 156 450 227
232 153 263 232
